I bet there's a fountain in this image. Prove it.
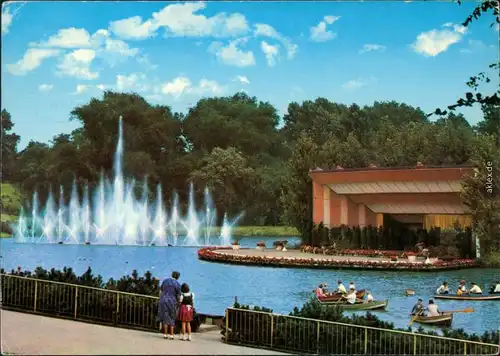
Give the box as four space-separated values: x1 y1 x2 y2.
15 117 240 246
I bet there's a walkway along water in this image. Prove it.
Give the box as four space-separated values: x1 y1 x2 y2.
1 273 498 355
0 310 284 355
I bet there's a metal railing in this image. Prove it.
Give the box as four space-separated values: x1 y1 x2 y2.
224 308 500 355
0 274 159 331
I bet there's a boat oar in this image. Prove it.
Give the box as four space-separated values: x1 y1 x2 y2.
408 315 418 326
441 308 474 314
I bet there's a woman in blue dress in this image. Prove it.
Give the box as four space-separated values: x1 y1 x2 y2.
158 271 181 339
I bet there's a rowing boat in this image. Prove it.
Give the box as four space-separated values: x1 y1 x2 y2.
412 313 453 327
318 299 388 311
434 294 500 301
318 289 365 302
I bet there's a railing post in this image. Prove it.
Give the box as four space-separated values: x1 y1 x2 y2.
74 286 79 319
270 314 274 349
364 327 368 354
33 279 38 312
413 334 417 355
316 320 320 354
225 309 229 344
464 342 467 355
115 292 120 324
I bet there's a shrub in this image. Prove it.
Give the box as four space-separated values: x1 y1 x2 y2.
224 297 499 354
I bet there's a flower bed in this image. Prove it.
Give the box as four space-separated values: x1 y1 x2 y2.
299 246 426 258
197 247 478 271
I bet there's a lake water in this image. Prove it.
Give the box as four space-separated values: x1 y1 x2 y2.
1 237 499 334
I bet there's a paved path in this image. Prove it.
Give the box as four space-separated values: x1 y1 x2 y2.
1 310 286 355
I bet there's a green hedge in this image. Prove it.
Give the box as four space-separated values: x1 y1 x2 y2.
0 267 200 333
222 298 499 355
310 223 475 258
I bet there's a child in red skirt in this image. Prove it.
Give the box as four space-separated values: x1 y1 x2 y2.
178 283 195 341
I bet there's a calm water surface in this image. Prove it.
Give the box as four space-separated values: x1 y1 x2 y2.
1 237 499 334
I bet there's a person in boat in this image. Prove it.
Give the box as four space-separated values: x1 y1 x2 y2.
426 299 442 317
336 280 347 294
469 282 482 294
322 283 329 294
315 284 326 298
349 281 356 292
489 281 500 294
436 281 449 295
456 280 469 295
342 286 357 304
365 290 374 303
410 298 424 316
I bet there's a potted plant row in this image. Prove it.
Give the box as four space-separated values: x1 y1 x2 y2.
273 240 288 251
232 240 241 250
256 241 266 252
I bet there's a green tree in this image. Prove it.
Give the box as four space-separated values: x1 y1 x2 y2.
189 147 255 219
280 135 322 242
183 93 281 159
1 109 20 181
461 134 500 255
17 141 51 202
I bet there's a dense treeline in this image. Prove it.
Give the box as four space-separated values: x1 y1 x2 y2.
1 93 499 253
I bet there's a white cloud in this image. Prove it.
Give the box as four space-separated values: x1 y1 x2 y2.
235 75 250 84
39 27 92 48
6 48 60 75
99 38 139 66
209 38 255 67
57 49 98 80
161 76 192 98
261 41 279 67
310 15 340 42
109 3 249 40
254 23 280 39
412 23 467 57
1 5 13 35
38 84 53 92
160 76 224 99
194 79 225 95
152 2 249 38
96 84 106 91
71 84 89 95
116 73 149 92
254 23 298 59
360 44 386 54
342 77 375 91
109 16 158 40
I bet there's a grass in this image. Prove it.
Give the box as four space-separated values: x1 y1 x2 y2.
1 183 23 215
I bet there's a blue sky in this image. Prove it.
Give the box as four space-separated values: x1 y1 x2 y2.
2 1 498 149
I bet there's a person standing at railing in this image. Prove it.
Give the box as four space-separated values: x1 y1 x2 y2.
158 271 181 340
178 283 195 341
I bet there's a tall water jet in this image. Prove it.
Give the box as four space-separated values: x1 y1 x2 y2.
184 183 200 246
67 181 81 243
31 191 38 241
220 213 232 246
170 192 179 246
16 207 27 241
57 186 64 243
204 187 215 246
82 185 91 244
41 189 56 243
94 173 107 242
16 118 241 246
152 185 166 245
